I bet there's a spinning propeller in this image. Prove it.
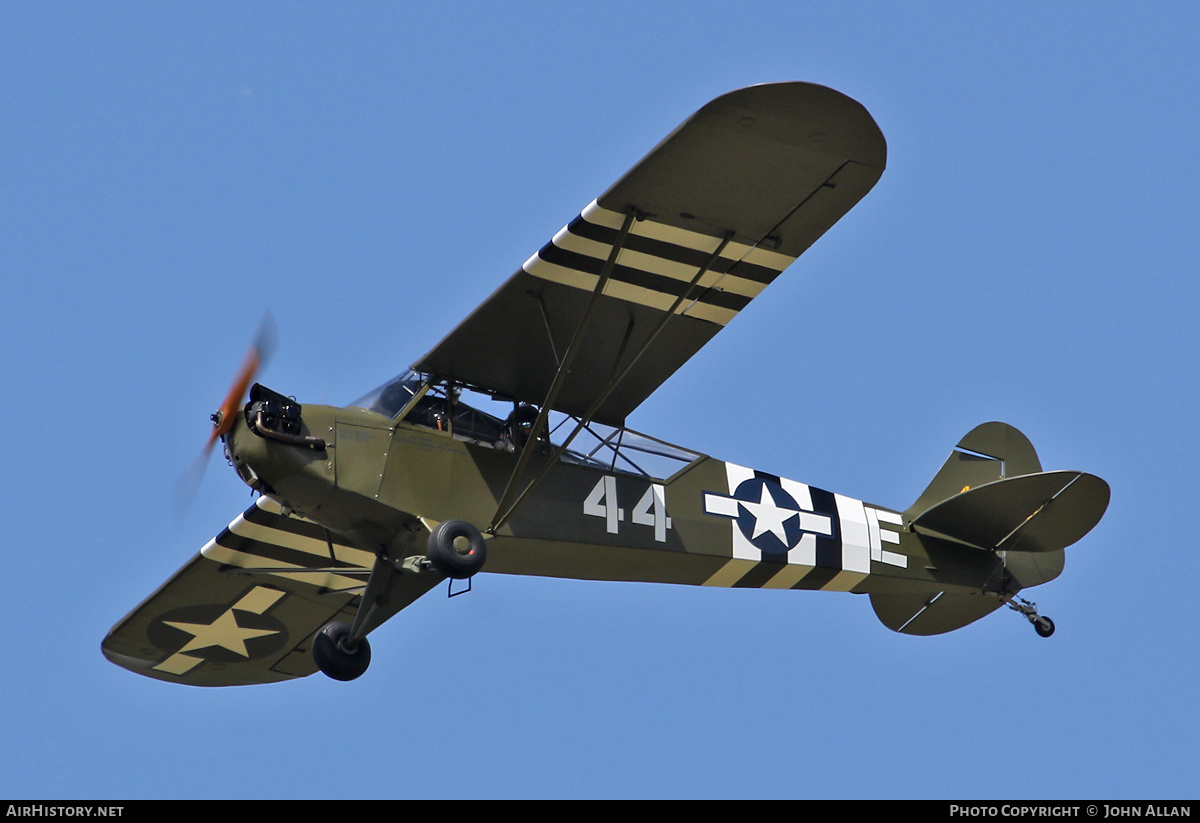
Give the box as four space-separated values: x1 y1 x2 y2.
206 317 277 452
172 314 277 521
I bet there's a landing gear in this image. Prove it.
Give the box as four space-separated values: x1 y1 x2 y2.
426 520 487 579
1033 615 1055 638
1005 595 1055 638
311 521 485 682
312 621 371 681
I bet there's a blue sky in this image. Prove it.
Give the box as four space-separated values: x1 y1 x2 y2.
3 2 1198 799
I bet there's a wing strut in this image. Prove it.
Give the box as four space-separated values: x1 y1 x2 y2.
488 228 735 533
488 207 638 532
532 292 562 368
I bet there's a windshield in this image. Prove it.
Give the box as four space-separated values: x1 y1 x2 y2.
351 370 425 419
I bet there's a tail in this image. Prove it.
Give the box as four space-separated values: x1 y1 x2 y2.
869 422 1109 636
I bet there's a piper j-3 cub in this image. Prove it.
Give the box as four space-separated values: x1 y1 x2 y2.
103 82 1110 686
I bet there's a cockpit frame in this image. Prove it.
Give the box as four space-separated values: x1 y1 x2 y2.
351 370 702 482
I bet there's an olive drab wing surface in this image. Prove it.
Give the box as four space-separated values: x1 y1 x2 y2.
103 83 1109 686
414 82 886 426
102 495 441 686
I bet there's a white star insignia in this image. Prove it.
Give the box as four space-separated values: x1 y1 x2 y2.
739 484 800 543
163 608 280 658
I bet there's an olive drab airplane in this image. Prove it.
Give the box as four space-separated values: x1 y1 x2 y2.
103 82 1110 686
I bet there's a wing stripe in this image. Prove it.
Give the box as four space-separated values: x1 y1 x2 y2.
244 496 367 554
522 199 800 328
535 244 752 312
243 496 376 565
565 215 784 286
202 503 372 591
238 512 372 567
202 542 366 592
550 230 768 299
579 200 798 271
213 530 364 571
243 501 335 542
520 256 740 326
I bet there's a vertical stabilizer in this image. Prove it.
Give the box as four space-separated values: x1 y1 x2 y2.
905 422 1042 520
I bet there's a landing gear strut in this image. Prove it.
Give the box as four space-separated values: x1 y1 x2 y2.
310 521 487 682
1005 595 1055 638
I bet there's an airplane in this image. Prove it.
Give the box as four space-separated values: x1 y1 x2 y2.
102 82 1110 686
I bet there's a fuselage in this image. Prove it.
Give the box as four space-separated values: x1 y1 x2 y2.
223 383 1028 601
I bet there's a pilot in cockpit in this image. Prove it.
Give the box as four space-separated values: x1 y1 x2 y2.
505 403 541 451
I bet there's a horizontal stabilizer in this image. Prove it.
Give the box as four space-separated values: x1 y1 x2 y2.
870 589 1003 635
910 470 1110 553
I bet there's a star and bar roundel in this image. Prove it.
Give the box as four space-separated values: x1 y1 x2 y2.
147 586 290 676
702 462 907 574
704 465 835 564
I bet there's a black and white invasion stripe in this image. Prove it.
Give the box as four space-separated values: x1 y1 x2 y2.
523 201 797 326
200 497 372 593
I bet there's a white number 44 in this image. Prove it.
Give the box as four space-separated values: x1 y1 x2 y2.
584 476 672 542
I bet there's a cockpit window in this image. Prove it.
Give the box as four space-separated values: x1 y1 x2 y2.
350 370 425 419
350 371 510 446
553 419 701 480
350 372 702 480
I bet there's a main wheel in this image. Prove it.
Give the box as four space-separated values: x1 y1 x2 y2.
312 621 371 681
1033 616 1055 638
427 520 487 579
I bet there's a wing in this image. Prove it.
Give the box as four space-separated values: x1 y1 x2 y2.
414 82 886 426
102 497 439 686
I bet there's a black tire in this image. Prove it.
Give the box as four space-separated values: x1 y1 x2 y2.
312 621 371 681
1034 616 1055 638
427 520 487 579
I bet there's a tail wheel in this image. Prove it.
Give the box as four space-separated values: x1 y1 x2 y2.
427 520 487 579
1033 616 1055 638
1005 595 1056 639
312 621 371 681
